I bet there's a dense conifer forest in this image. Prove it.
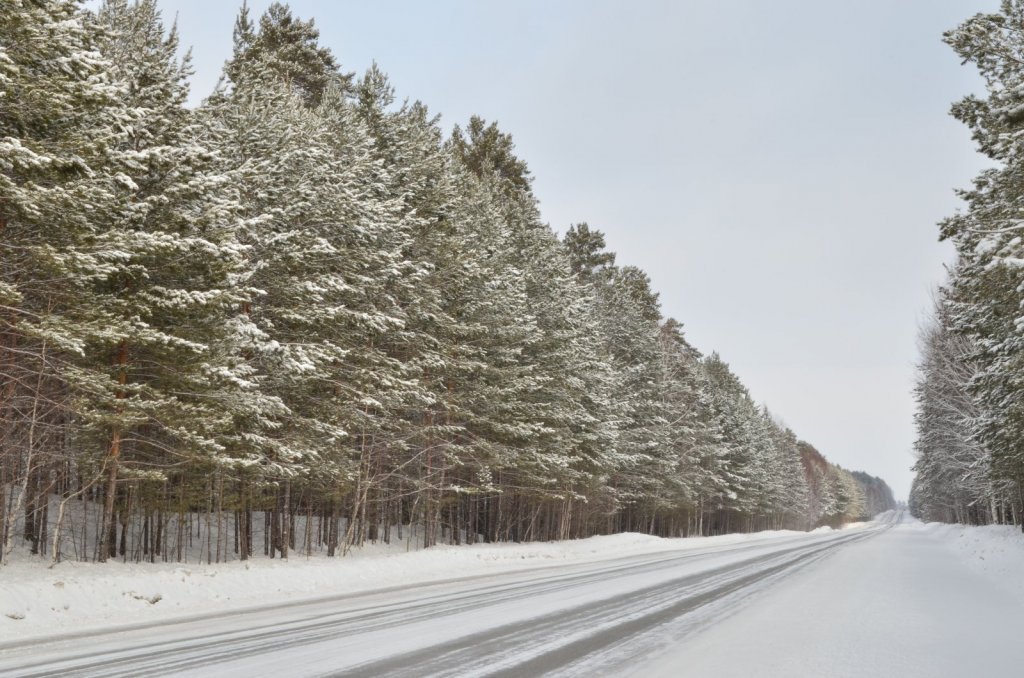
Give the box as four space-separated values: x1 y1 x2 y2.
911 2 1024 529
0 0 894 564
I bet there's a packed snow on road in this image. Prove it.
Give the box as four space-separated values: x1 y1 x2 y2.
2 510 1022 677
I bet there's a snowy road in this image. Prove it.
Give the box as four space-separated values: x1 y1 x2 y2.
0 519 897 677
643 511 1024 677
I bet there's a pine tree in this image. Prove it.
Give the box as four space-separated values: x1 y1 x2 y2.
208 5 425 556
0 0 135 563
1 2 895 561
80 0 261 562
651 319 708 532
910 2 1024 527
911 292 1004 524
225 1 346 107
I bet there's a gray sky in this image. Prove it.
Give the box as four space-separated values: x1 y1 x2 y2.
154 0 993 500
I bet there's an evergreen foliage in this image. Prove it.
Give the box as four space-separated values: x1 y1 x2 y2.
911 2 1024 530
0 1 893 564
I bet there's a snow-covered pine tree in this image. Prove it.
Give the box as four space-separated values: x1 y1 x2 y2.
225 1 346 107
932 3 1024 526
832 466 866 523
563 223 695 535
79 0 262 563
452 118 619 540
759 414 810 529
697 353 761 532
911 291 1005 524
205 3 423 557
0 0 136 563
589 265 669 532
798 441 836 526
314 82 426 552
347 67 467 548
1 2 893 561
650 318 708 535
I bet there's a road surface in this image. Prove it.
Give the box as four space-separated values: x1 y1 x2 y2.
3 511 1018 677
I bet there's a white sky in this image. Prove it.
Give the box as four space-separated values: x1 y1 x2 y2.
152 0 994 500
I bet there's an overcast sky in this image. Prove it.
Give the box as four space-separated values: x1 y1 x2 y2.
151 0 994 500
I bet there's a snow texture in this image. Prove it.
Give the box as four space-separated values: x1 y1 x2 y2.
0 526 815 641
3 512 1021 678
638 514 1024 677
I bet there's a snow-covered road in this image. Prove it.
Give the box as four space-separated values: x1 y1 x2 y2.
0 518 893 677
643 511 1024 677
2 511 1020 677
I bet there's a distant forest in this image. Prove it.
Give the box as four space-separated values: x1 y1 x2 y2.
911 3 1024 530
1 1 893 564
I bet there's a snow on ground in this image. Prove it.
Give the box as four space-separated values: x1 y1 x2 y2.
0 523 889 677
922 520 1024 605
7 510 1016 676
0 525 821 642
637 513 1024 678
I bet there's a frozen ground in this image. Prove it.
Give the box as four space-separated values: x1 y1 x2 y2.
641 514 1024 678
1 511 1021 676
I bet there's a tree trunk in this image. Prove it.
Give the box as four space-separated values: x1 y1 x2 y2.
280 480 290 559
99 339 128 563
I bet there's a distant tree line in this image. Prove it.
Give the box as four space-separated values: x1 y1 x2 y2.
911 2 1024 529
0 0 894 564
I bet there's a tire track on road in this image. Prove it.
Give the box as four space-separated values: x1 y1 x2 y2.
0 522 895 678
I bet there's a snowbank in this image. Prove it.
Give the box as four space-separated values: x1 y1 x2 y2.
914 519 1024 605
